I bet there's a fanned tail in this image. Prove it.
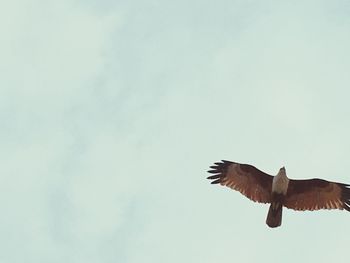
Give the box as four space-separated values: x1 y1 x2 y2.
266 202 283 228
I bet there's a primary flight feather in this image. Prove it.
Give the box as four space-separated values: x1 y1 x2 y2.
207 160 350 228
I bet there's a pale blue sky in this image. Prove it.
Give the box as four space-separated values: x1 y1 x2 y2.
2 1 350 262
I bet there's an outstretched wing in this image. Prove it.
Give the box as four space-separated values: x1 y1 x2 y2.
207 160 273 204
284 179 350 211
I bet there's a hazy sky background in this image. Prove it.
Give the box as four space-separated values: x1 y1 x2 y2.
2 0 350 262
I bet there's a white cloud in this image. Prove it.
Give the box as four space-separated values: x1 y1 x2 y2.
0 1 122 262
111 2 350 263
2 0 350 262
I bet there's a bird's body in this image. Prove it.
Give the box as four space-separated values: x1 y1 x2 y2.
272 168 289 194
207 160 350 228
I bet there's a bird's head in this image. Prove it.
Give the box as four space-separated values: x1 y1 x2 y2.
279 166 286 175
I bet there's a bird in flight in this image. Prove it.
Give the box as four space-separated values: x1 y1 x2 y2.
207 160 350 228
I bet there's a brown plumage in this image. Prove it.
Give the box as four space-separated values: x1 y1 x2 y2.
207 160 350 228
284 179 349 211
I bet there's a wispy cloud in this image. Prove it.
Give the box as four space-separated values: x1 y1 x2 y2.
0 1 121 262
2 1 350 262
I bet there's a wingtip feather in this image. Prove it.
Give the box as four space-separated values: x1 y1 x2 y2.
207 174 221 180
343 203 350 212
211 179 221 184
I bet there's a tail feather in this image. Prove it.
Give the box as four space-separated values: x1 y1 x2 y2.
266 202 283 228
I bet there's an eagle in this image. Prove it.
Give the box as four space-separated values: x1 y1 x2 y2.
207 160 350 228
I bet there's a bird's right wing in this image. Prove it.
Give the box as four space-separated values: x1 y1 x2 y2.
207 160 273 204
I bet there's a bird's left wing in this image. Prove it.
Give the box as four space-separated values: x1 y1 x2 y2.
207 160 273 203
284 179 350 211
